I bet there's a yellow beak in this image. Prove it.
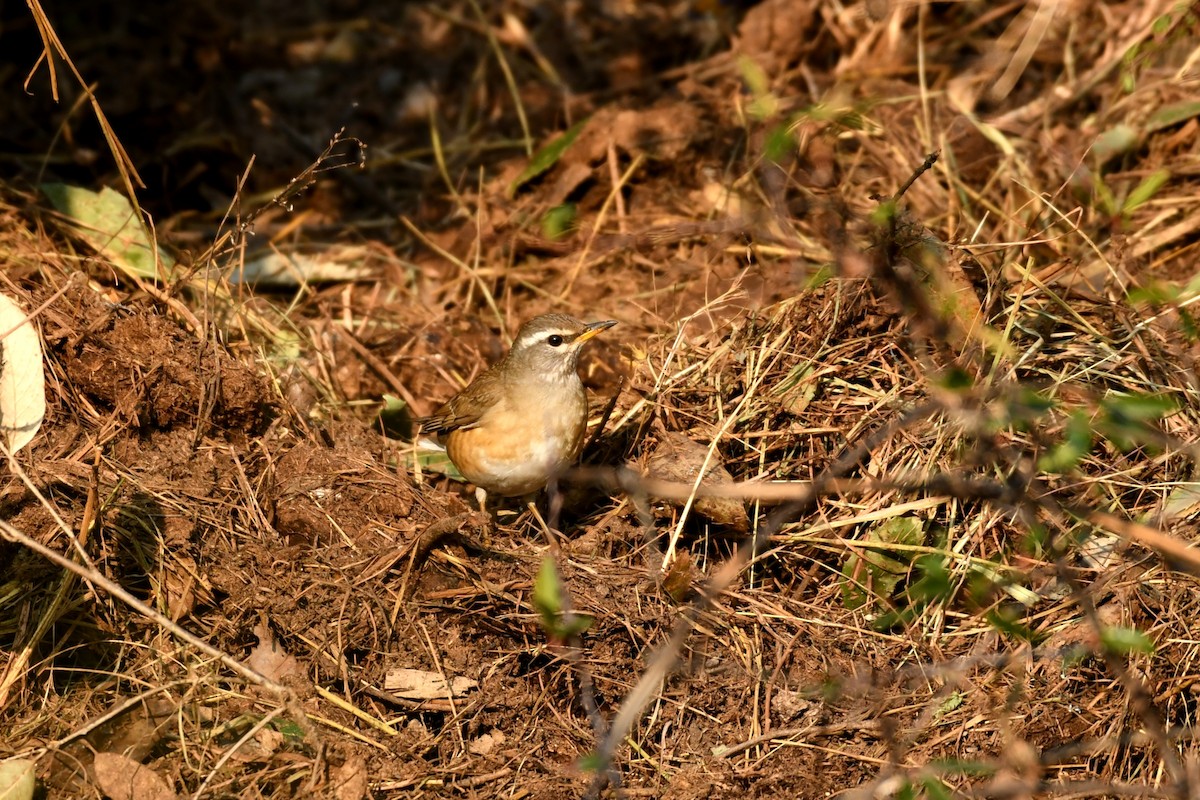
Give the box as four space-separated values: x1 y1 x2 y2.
575 319 618 344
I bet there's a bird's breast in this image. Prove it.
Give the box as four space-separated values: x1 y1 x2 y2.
445 381 588 497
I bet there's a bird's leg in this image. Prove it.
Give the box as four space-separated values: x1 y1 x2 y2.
474 487 500 536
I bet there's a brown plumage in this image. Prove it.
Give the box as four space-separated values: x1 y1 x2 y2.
418 314 617 502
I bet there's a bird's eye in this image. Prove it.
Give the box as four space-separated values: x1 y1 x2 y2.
547 334 564 347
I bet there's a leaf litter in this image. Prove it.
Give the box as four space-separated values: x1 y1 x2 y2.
3 0 1200 798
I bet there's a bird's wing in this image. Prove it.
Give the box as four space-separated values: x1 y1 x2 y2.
417 367 505 434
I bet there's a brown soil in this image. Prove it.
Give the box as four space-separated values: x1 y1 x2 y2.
4 1 1200 798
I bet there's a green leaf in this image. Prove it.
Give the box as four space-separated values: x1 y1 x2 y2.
560 613 593 638
1098 393 1176 450
1091 124 1139 163
764 121 794 163
836 110 867 131
1038 411 1094 473
532 558 592 639
1022 522 1049 559
1127 280 1180 306
936 367 974 391
906 554 952 605
737 55 779 120
578 751 606 773
883 516 926 548
533 557 563 620
1120 44 1140 93
1147 100 1200 132
985 606 1038 642
845 547 906 586
934 690 964 718
869 199 899 227
41 183 174 281
871 607 913 631
930 758 995 777
840 563 870 610
1122 169 1170 215
1102 393 1175 424
805 264 834 290
841 517 925 610
1093 174 1118 217
1099 625 1155 655
921 777 954 800
399 447 465 481
738 55 770 97
273 718 307 741
508 119 588 197
541 203 577 240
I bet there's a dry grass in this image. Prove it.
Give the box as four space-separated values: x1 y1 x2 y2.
3 0 1200 798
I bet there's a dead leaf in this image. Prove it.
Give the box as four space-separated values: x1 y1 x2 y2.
91 753 175 800
256 727 285 755
91 697 178 763
773 364 817 417
331 755 368 800
383 668 478 700
661 550 694 602
40 184 175 281
230 246 377 286
0 291 46 456
41 696 178 796
609 104 702 161
545 161 596 207
161 555 214 621
247 623 304 684
468 729 506 756
772 689 811 722
645 432 750 533
945 115 1003 185
736 0 817 71
1039 600 1125 668
566 101 704 168
0 758 35 800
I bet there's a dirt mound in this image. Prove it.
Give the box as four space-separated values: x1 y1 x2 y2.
5 0 1200 797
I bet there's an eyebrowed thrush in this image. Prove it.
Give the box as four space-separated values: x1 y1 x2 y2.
418 314 617 509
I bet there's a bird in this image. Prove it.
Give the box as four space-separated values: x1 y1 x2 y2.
417 313 617 511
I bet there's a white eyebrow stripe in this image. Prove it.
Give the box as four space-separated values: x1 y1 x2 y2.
514 329 573 349
513 331 542 350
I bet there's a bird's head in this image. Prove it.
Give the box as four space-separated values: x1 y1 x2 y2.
505 313 617 381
